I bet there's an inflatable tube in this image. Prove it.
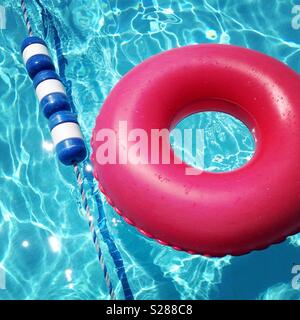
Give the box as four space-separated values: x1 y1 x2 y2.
91 44 300 257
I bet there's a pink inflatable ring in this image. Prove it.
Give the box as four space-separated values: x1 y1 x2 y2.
91 44 300 257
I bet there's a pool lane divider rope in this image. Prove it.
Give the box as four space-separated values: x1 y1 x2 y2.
21 0 33 36
20 2 116 301
83 159 134 300
33 0 134 300
74 164 116 300
20 0 133 300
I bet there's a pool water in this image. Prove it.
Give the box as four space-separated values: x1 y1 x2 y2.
0 0 300 300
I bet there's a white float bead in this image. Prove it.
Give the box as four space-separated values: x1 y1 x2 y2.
51 122 83 147
22 43 51 64
35 79 66 102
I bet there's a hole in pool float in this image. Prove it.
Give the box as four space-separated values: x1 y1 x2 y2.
170 111 256 173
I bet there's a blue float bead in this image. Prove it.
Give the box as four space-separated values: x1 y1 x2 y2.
26 54 55 79
56 138 87 166
33 70 60 88
40 93 71 119
48 110 78 129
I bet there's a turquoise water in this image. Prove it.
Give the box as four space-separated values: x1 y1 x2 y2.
0 0 300 300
